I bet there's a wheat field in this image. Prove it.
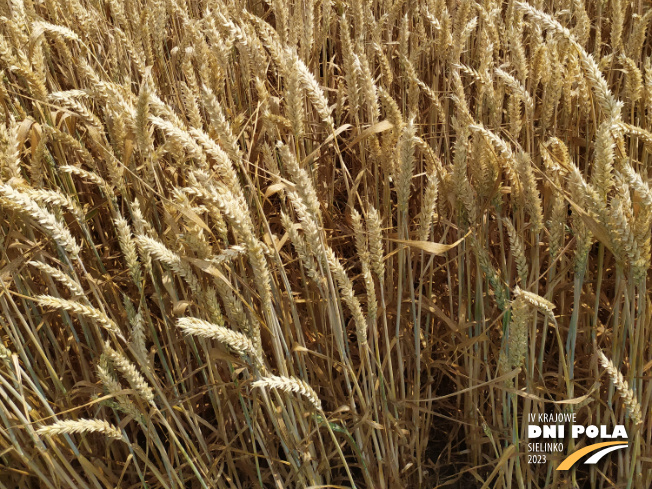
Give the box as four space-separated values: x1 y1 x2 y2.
0 0 650 487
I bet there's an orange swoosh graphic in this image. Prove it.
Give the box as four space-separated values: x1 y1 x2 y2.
557 442 628 470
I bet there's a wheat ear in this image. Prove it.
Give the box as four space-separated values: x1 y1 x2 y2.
37 419 123 440
252 375 321 411
35 295 123 340
512 286 555 314
28 261 84 297
177 317 262 366
103 341 154 404
0 185 81 256
597 350 643 425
